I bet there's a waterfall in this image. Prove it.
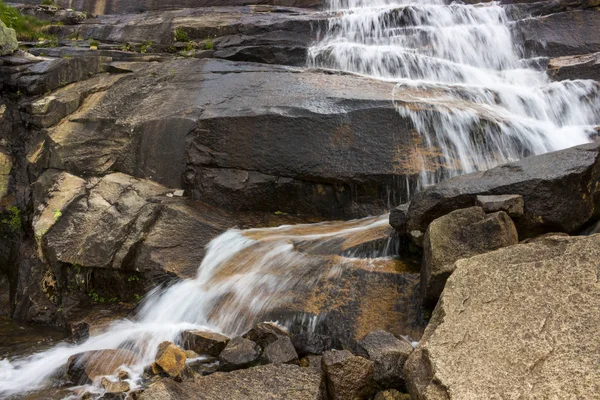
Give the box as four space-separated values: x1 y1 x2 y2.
2 0 600 397
308 0 600 188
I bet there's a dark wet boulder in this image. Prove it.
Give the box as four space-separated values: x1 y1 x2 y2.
218 337 261 371
406 142 600 240
140 364 324 400
374 389 411 400
182 330 230 357
67 349 140 384
422 207 519 305
357 330 414 390
405 235 600 399
548 52 600 82
322 350 376 400
389 203 410 235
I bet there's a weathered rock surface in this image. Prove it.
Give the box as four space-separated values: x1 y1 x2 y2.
476 194 524 217
374 389 411 400
516 10 600 58
422 207 519 305
141 364 324 400
357 330 414 390
243 321 289 347
389 203 409 235
182 330 230 357
0 21 18 56
18 0 324 15
26 57 423 218
548 52 600 82
155 341 187 377
262 336 299 365
322 350 375 400
52 7 327 66
67 349 139 384
405 234 600 399
101 377 130 394
218 337 261 371
407 142 600 240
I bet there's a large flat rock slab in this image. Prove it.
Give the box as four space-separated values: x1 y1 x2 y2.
405 234 600 399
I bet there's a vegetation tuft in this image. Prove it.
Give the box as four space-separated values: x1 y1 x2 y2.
0 1 52 41
174 28 189 42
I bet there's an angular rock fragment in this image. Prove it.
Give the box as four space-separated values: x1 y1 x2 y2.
262 336 299 365
322 350 375 400
155 341 187 377
422 207 518 305
182 330 230 357
357 330 413 389
476 194 524 217
218 337 261 371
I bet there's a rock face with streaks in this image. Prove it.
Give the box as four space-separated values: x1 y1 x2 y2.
405 234 600 399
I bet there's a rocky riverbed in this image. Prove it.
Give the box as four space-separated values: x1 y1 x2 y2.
1 0 600 399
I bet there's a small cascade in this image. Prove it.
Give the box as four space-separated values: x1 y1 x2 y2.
0 215 404 397
308 0 600 188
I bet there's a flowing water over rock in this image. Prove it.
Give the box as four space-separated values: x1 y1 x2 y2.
308 0 600 187
0 215 414 397
2 0 600 398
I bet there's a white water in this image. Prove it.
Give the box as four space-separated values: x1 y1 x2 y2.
308 0 600 187
3 0 600 397
0 215 395 397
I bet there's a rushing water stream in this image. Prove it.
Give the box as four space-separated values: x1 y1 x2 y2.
2 0 600 397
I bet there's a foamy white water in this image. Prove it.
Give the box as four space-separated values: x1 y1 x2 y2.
0 215 394 397
308 0 600 188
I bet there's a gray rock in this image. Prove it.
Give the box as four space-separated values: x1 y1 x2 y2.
422 207 519 305
182 330 230 357
476 194 524 217
389 203 410 235
262 336 299 365
516 9 600 58
243 322 289 348
218 337 261 371
322 350 376 400
0 21 18 56
548 52 600 82
407 142 600 240
140 364 324 400
357 330 414 390
405 234 600 399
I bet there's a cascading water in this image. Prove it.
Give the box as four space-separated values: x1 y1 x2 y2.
0 215 401 397
308 0 600 188
3 0 600 398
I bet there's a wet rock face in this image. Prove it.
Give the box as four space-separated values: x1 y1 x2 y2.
407 142 600 240
28 57 422 219
516 9 600 58
405 234 600 399
141 364 324 400
422 207 519 305
0 21 18 56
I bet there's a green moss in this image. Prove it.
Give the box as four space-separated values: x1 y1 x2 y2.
174 28 189 42
1 206 21 232
203 39 214 50
0 1 52 41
